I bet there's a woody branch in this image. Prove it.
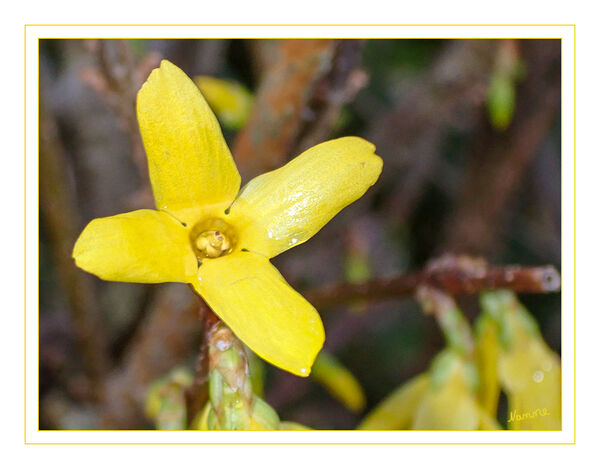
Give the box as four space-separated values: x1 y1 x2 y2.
304 254 560 310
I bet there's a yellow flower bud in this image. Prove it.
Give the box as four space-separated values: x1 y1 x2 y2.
311 350 366 413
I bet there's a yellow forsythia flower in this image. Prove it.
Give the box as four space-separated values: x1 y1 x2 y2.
359 350 499 430
194 76 253 129
357 374 429 430
412 350 497 430
73 60 383 377
480 291 561 430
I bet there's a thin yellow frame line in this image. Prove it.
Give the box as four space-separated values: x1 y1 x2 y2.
25 23 576 27
25 27 575 444
25 442 576 446
24 24 27 445
572 24 576 444
559 37 563 436
36 37 566 41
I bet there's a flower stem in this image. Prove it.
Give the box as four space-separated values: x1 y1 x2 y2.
416 286 474 357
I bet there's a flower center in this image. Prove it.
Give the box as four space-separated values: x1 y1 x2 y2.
190 218 236 259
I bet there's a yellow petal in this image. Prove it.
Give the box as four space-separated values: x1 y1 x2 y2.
228 137 382 258
73 209 197 283
413 352 481 430
192 251 325 376
137 60 241 223
500 339 562 430
357 374 429 430
412 379 480 430
474 315 501 416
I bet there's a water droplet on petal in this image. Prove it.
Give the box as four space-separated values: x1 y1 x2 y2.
532 370 544 383
300 368 307 374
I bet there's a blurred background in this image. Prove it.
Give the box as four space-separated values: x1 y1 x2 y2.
38 38 561 430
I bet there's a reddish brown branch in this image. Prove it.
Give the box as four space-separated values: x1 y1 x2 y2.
232 39 336 179
304 255 560 310
233 40 367 181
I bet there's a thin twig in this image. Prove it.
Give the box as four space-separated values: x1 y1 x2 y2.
415 285 475 356
304 254 560 310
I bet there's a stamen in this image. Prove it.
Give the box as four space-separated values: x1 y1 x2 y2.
189 218 237 259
